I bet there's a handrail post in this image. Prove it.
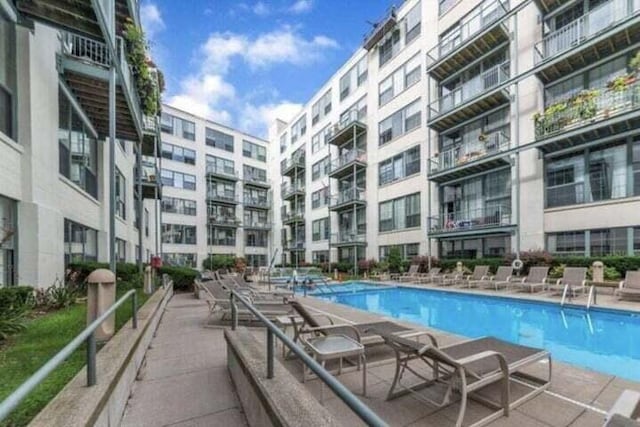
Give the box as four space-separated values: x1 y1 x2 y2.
230 293 237 331
132 292 138 329
267 329 275 379
86 332 97 386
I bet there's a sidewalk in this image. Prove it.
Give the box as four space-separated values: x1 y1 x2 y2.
121 293 247 427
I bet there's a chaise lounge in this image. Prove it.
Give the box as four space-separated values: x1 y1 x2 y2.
478 266 513 291
511 267 549 293
548 267 588 299
616 271 640 301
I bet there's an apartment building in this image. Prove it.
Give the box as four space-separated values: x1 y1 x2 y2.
272 0 640 267
159 105 272 269
0 1 161 287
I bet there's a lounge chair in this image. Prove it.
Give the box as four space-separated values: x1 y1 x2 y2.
398 264 420 282
376 331 551 427
439 271 465 286
220 272 293 300
616 271 640 301
462 265 491 288
511 267 549 293
288 300 418 348
478 266 513 291
416 268 442 285
548 267 588 299
604 390 640 427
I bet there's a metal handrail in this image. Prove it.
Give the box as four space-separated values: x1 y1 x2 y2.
0 289 138 422
228 290 388 427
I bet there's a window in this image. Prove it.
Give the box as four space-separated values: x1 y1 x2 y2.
312 89 332 125
312 217 330 241
64 219 98 266
633 139 640 196
246 254 268 267
160 169 196 190
244 209 268 227
58 89 98 198
379 193 421 232
160 112 174 134
439 0 456 15
243 164 267 184
162 253 196 268
116 238 126 262
162 197 197 216
0 196 15 286
208 203 237 221
208 179 236 200
312 188 330 209
0 13 16 139
590 228 627 256
206 155 236 177
341 96 368 125
208 227 236 246
312 123 332 153
378 98 421 145
291 115 307 143
379 243 420 260
379 53 421 106
379 29 401 67
379 145 420 186
206 128 234 152
404 1 422 44
280 132 287 153
312 156 330 181
115 168 126 219
441 235 511 258
162 224 197 244
160 113 195 140
634 228 640 255
144 208 149 237
161 142 196 165
547 231 585 255
312 250 330 264
244 187 269 206
246 230 268 247
243 140 266 161
339 56 368 101
182 120 195 140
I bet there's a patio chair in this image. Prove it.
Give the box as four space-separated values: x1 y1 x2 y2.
438 271 465 287
462 265 491 288
221 272 294 300
548 267 588 299
604 389 640 427
375 331 551 427
478 266 513 291
398 264 420 282
369 270 390 281
416 268 442 285
288 300 417 348
511 267 549 293
616 271 640 301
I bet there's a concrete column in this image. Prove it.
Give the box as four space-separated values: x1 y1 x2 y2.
456 261 463 273
86 268 116 341
144 265 154 294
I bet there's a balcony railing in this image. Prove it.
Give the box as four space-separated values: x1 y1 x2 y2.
206 163 238 179
534 82 640 140
428 0 509 64
244 221 271 229
244 173 269 186
244 196 270 208
429 61 510 119
281 183 305 199
330 188 366 207
429 205 512 233
282 210 305 222
330 233 366 245
534 0 640 64
208 216 241 227
281 157 305 174
284 240 305 250
143 115 158 133
140 162 158 184
429 130 510 173
330 149 367 173
325 109 366 144
207 191 239 204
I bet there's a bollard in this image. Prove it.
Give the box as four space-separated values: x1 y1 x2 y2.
267 329 274 379
86 332 97 386
456 261 463 274
592 261 604 283
144 265 154 294
86 269 116 342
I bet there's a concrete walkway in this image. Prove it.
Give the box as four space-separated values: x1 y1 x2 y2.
120 293 247 427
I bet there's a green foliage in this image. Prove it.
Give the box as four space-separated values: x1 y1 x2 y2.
387 247 403 273
505 250 554 274
45 280 77 310
548 264 565 279
439 258 506 274
0 286 34 314
202 254 236 271
358 259 377 273
158 266 198 291
604 266 622 281
334 262 353 273
630 51 640 73
0 307 27 340
67 261 142 284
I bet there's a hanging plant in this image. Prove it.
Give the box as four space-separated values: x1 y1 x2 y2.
607 75 629 93
573 89 598 120
629 51 640 75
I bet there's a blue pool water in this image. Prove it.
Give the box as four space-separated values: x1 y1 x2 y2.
298 282 386 294
315 283 640 381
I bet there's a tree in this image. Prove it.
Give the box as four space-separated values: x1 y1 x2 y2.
388 247 403 273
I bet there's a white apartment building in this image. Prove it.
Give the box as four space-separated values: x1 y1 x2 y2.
160 105 272 269
272 0 640 268
0 1 161 287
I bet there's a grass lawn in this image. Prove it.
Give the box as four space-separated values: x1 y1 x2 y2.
0 287 151 427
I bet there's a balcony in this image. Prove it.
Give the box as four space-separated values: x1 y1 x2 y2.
206 191 239 205
244 173 270 189
208 215 241 228
137 161 161 199
283 240 305 251
142 114 161 156
281 156 305 177
206 163 239 181
281 183 305 201
428 61 510 132
330 233 367 247
282 210 305 225
328 150 367 179
428 130 511 182
325 110 367 147
533 82 640 153
329 188 366 212
535 0 571 14
427 0 510 81
243 196 271 209
534 0 640 83
363 6 397 51
428 205 514 237
244 221 272 230
57 32 142 141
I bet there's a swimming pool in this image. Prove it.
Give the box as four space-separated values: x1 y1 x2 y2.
315 283 640 381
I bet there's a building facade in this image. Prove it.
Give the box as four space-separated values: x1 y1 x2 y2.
159 105 272 269
0 1 161 287
271 0 640 267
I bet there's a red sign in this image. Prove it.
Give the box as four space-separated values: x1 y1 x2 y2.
150 256 163 268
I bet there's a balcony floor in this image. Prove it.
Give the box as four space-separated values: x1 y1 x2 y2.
429 91 510 133
429 155 511 183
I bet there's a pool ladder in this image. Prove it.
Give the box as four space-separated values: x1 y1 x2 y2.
560 284 597 309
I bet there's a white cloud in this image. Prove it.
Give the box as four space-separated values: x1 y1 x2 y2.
239 101 303 137
289 0 314 14
140 2 165 39
167 74 235 125
253 1 270 16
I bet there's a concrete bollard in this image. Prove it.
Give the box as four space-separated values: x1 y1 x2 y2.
144 266 154 295
592 261 604 283
86 269 116 342
456 261 463 274
334 268 338 280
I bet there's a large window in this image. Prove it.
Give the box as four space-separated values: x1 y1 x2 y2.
635 228 640 255
206 128 234 152
161 169 196 190
291 115 307 143
379 243 419 261
0 196 16 286
116 238 126 262
162 197 196 216
547 228 632 256
244 187 269 205
312 250 330 264
208 227 236 246
162 253 196 268
161 142 196 165
160 113 195 140
206 155 236 176
244 209 268 226
115 168 126 219
246 230 268 247
441 235 511 258
64 219 98 265
378 193 421 232
379 99 421 145
280 132 287 153
312 217 330 241
58 89 98 198
243 140 266 161
0 12 16 139
311 156 330 181
311 187 330 209
379 29 401 67
243 164 267 183
312 123 331 153
547 231 586 256
379 53 421 106
379 145 420 186
162 224 197 245
404 1 422 44
341 96 368 124
339 56 368 101
312 89 332 125
246 254 267 267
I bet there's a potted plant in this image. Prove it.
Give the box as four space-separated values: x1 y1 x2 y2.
607 75 628 93
629 51 640 75
573 89 598 121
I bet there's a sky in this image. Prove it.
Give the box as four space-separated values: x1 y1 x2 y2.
141 0 394 139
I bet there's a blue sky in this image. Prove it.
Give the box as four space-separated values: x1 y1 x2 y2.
141 0 393 138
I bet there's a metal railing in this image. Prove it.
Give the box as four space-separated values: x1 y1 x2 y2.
281 183 305 199
325 109 367 143
0 290 138 422
284 240 305 250
207 191 239 203
330 187 366 207
330 150 367 173
244 172 269 185
143 115 158 133
206 163 238 179
208 215 241 226
429 130 510 173
429 205 512 233
429 61 510 119
243 196 270 208
428 0 509 65
227 290 388 427
281 157 306 174
330 233 367 245
282 209 305 222
534 0 639 64
140 161 158 183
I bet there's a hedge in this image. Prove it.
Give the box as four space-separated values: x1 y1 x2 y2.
157 266 198 291
202 255 236 271
0 286 34 314
67 261 142 283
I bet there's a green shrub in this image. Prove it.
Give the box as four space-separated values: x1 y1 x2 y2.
0 286 34 314
0 306 26 340
388 247 403 273
439 258 506 274
46 280 77 310
67 261 142 284
158 266 198 291
202 254 236 271
505 250 554 274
